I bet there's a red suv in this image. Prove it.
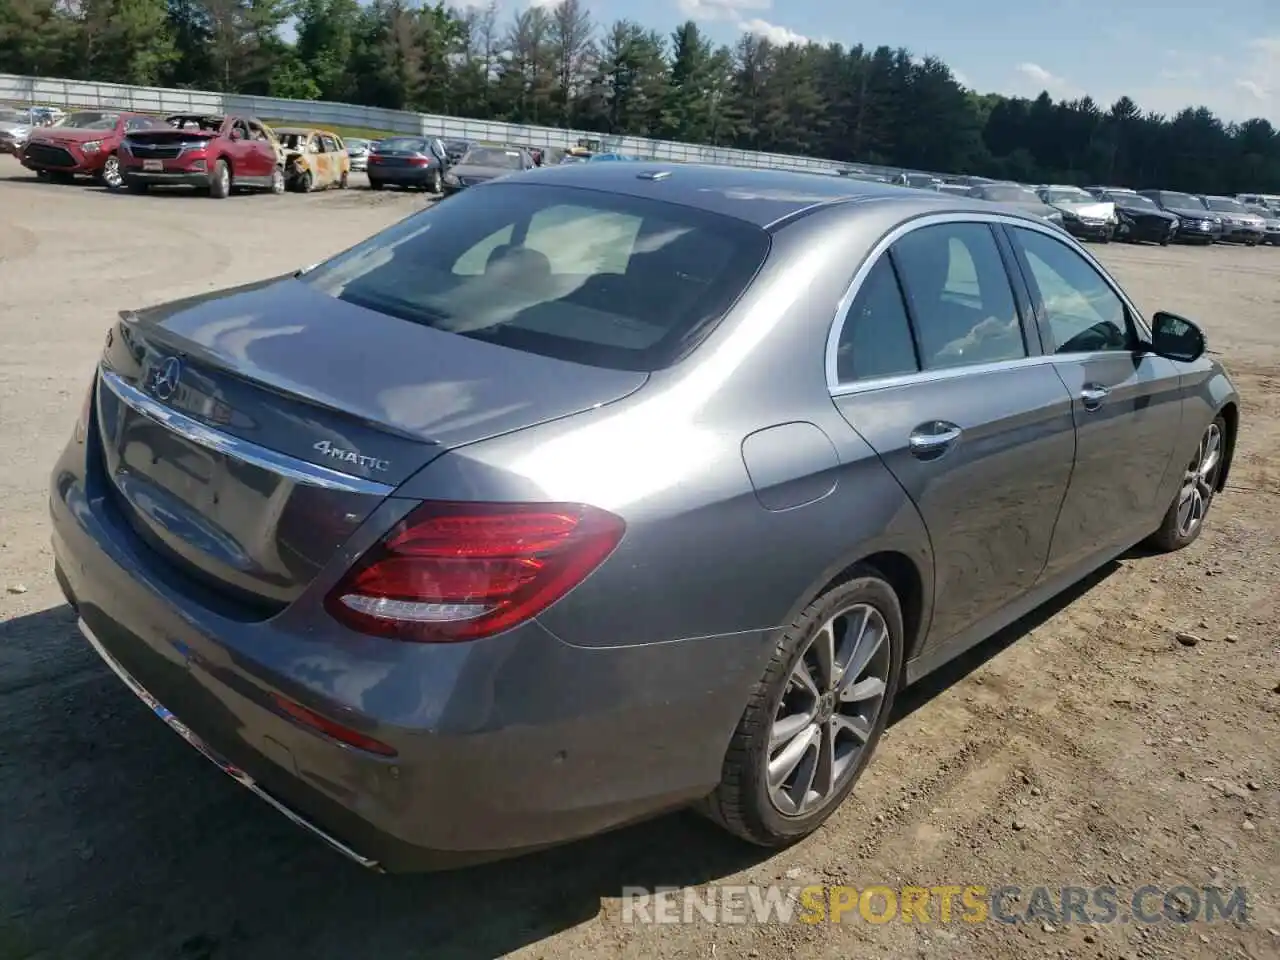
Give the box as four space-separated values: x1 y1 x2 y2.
21 110 165 188
120 114 284 198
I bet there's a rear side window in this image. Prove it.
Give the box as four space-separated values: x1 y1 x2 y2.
301 182 770 371
835 257 918 383
891 223 1026 370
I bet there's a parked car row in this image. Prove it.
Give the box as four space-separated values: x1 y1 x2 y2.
3 106 547 202
946 177 1280 248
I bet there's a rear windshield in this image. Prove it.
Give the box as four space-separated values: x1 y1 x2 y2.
301 182 769 371
377 137 426 152
463 147 525 168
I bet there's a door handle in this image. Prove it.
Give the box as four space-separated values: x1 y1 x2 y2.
908 421 963 460
1080 384 1110 410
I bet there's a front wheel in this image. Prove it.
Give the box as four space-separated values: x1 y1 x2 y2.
701 571 904 847
269 167 285 195
299 170 313 193
209 159 231 199
100 154 124 190
1146 416 1226 552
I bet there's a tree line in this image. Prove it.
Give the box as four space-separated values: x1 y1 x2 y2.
2 0 1278 193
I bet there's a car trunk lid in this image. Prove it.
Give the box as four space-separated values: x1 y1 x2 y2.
94 277 647 611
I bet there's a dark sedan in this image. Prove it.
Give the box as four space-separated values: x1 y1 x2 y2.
1096 191 1178 245
1139 190 1223 244
51 163 1238 873
366 136 450 193
441 144 533 195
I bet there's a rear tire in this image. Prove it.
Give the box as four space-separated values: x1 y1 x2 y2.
428 168 442 195
269 167 285 195
299 170 313 193
339 171 349 189
368 178 383 191
209 159 231 199
702 570 904 847
1146 415 1226 553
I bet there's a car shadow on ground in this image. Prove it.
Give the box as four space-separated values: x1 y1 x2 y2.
1 560 1122 960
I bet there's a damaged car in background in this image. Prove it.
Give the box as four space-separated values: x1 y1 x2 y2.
1138 190 1223 245
1036 185 1117 242
275 127 351 192
1092 190 1178 245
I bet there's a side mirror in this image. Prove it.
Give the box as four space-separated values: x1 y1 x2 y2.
1149 311 1206 363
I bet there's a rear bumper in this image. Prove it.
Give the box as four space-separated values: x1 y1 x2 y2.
366 166 432 184
49 420 763 871
75 615 382 870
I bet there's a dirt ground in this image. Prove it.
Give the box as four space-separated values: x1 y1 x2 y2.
0 165 1276 960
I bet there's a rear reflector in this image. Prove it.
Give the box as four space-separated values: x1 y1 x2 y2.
325 501 625 642
270 693 397 756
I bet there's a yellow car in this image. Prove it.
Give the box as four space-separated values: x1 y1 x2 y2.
274 127 350 192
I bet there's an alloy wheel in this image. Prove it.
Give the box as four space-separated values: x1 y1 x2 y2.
1176 422 1222 538
102 155 122 189
766 603 891 817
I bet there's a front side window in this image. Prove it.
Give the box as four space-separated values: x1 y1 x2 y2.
891 223 1026 370
835 257 919 383
1012 227 1130 353
301 183 770 371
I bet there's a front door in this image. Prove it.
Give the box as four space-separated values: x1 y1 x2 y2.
830 221 1078 650
1004 224 1185 579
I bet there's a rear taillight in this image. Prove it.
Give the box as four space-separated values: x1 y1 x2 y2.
408 156 429 167
325 501 625 642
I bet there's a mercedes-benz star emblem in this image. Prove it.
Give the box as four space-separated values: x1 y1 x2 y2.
150 356 182 401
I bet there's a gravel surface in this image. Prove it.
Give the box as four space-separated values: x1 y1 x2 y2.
1 165 1277 960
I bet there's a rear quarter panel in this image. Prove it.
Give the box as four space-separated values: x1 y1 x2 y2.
394 203 936 651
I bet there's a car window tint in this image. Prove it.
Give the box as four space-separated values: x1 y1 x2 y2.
892 223 1026 370
322 135 338 152
836 256 919 383
300 183 770 372
1012 227 1130 353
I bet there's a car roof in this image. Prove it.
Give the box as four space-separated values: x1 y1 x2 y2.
505 162 1006 228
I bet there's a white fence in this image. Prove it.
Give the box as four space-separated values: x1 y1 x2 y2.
0 73 844 173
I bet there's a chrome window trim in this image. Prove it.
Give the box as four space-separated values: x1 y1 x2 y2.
824 211 1151 396
100 369 395 497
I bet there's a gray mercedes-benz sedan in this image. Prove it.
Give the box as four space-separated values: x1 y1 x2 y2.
50 162 1239 872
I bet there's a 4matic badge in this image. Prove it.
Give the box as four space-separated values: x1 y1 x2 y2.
313 440 391 472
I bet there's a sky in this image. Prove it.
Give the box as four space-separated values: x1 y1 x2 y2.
508 0 1279 124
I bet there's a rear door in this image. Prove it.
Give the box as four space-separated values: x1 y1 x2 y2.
1003 224 1184 578
830 219 1077 650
